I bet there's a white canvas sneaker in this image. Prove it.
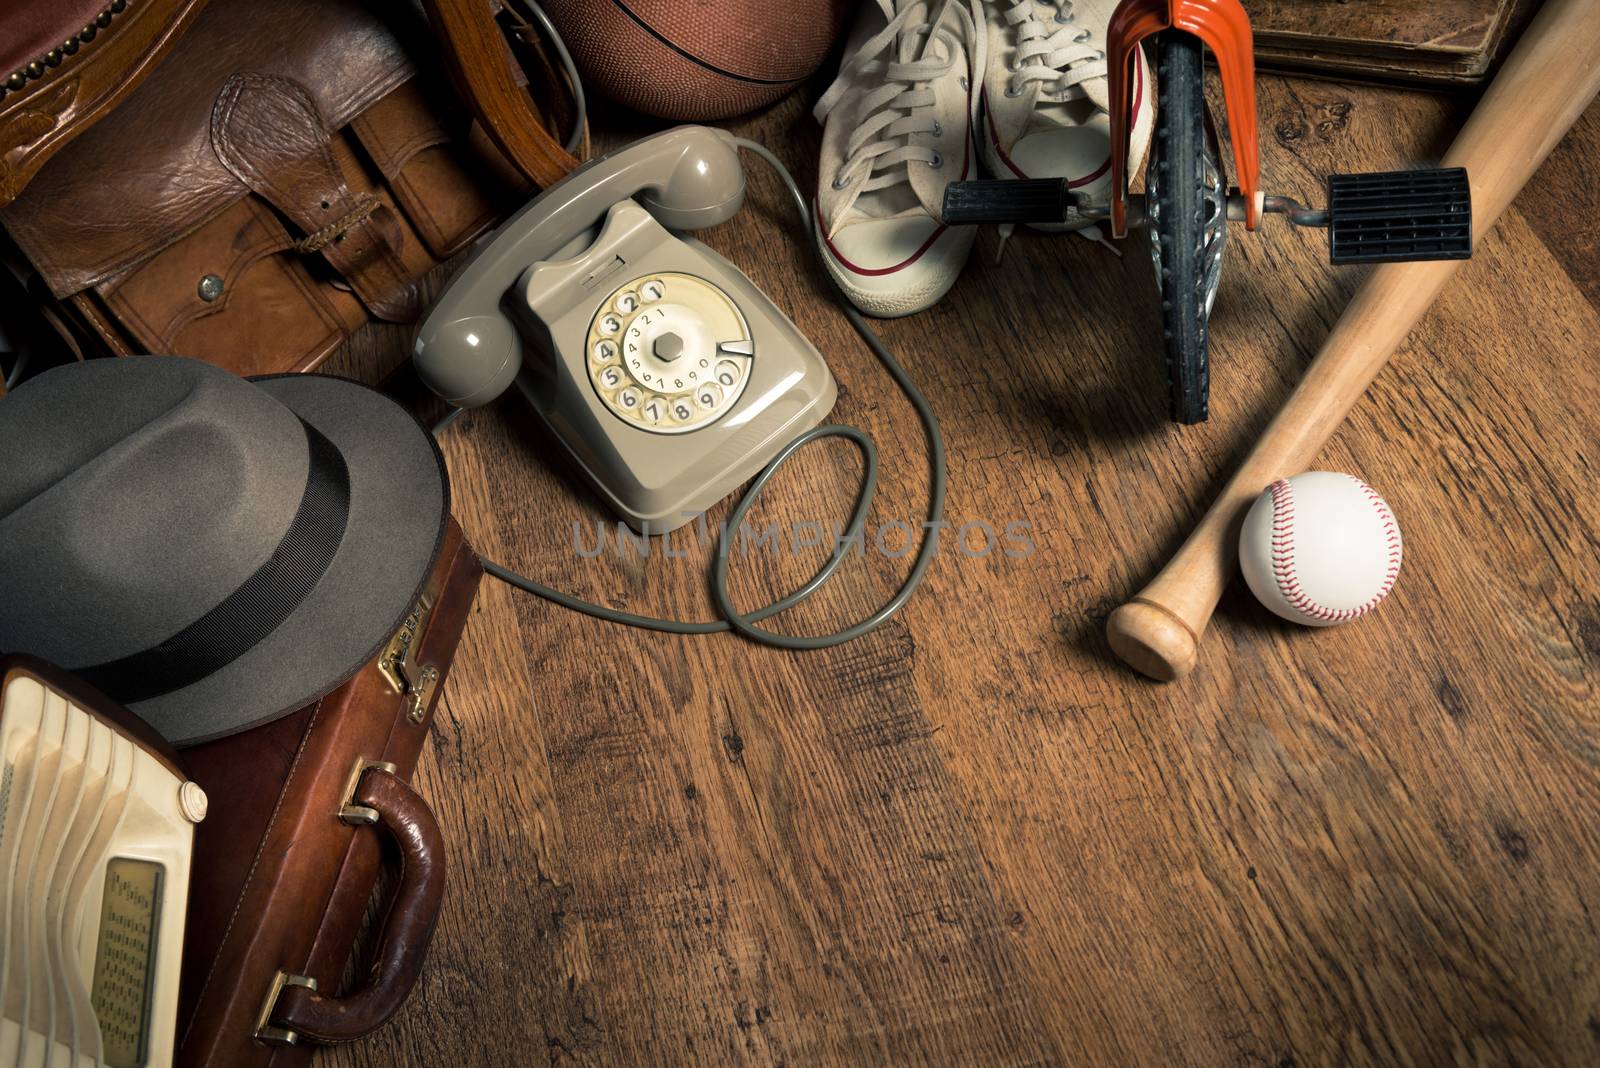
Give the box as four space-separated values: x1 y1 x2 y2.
814 0 986 318
980 0 1153 231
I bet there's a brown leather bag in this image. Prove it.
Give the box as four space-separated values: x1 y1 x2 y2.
0 0 579 376
175 519 482 1066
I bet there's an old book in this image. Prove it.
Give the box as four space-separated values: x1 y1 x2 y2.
1244 0 1539 86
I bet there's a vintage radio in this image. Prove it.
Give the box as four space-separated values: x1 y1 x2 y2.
0 656 204 1068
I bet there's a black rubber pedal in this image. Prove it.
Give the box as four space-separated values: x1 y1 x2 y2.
941 179 1069 225
1327 167 1472 264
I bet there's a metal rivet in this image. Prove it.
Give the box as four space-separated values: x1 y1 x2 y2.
45 50 63 67
198 274 224 302
929 152 943 167
79 26 97 42
110 0 127 11
96 12 113 28
3 73 21 92
26 61 45 79
62 39 79 55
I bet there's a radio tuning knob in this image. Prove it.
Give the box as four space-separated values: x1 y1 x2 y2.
179 780 210 823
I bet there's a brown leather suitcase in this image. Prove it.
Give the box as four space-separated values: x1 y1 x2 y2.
174 518 481 1067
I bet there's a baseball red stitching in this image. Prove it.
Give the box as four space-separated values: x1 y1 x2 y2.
1267 477 1402 623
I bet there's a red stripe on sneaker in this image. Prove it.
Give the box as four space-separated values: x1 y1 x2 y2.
817 75 974 278
816 203 949 276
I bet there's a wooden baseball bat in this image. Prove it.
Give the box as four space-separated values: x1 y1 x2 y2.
1107 0 1600 681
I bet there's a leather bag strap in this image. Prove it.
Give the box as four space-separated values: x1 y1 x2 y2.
269 768 447 1043
211 72 421 321
418 0 580 189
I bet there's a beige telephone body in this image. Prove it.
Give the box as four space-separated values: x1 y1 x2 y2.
414 126 836 534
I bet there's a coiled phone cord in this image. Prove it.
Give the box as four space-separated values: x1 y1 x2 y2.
436 140 948 649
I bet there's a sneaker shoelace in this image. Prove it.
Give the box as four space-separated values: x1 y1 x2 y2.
815 0 987 232
993 0 1107 103
988 0 1117 257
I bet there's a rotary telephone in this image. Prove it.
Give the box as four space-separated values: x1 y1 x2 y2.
417 125 943 649
414 126 837 534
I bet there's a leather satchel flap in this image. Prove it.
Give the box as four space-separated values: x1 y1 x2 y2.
211 72 421 321
0 0 417 298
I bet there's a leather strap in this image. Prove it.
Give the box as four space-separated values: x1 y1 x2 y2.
271 769 447 1043
418 0 579 189
211 72 421 321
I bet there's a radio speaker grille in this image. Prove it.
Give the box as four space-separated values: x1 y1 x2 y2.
1 668 197 1068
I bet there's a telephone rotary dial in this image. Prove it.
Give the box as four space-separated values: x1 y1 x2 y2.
414 126 836 534
584 271 753 433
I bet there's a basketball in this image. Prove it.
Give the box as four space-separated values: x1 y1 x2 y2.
545 0 851 121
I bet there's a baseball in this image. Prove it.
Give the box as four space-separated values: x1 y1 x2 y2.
1238 472 1403 627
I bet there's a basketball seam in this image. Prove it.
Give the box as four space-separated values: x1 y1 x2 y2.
609 0 801 86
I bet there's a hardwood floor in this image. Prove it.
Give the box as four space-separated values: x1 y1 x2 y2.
320 74 1600 1067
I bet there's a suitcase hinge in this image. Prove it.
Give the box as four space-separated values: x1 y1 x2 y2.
378 594 441 724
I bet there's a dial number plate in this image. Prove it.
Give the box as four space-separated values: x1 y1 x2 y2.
585 273 755 434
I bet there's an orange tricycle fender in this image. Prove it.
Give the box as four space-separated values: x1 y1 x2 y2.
1106 0 1260 236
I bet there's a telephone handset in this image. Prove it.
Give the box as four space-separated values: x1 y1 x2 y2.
415 125 836 534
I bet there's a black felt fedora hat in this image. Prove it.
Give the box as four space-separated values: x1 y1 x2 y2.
0 356 448 745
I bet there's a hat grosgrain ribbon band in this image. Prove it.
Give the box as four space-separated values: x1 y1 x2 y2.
72 418 351 704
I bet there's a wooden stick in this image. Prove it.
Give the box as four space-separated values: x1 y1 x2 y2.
1107 0 1600 681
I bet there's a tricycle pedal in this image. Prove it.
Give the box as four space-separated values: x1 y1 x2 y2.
1326 167 1472 264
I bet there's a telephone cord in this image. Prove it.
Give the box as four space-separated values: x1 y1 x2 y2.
513 0 587 156
434 140 948 649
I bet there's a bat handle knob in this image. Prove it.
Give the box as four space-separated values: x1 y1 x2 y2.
1106 600 1199 682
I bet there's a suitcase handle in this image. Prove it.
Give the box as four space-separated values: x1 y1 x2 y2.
268 768 446 1043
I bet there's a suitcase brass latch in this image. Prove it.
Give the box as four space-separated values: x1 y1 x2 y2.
378 594 440 724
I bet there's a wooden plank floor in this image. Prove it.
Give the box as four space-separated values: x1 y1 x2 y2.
321 74 1600 1067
